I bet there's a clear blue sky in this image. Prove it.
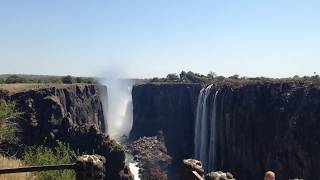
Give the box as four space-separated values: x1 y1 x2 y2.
0 0 319 78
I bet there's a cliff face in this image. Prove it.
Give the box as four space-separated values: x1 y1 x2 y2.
210 82 320 180
10 85 106 145
131 81 320 180
130 83 202 178
3 84 129 180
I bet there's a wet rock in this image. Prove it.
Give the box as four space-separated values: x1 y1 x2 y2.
181 159 204 180
205 171 235 180
126 136 172 179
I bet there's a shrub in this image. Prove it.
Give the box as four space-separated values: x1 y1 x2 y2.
0 100 21 144
4 75 26 84
23 141 77 180
166 73 179 81
61 75 74 84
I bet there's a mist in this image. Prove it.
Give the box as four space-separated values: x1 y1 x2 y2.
100 76 134 139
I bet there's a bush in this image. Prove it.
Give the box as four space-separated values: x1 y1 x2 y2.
23 141 77 180
166 74 179 81
61 75 74 84
0 100 21 144
5 75 26 84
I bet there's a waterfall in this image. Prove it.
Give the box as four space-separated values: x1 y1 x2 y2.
100 78 140 180
101 78 134 139
194 84 219 172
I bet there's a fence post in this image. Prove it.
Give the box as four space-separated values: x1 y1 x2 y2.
75 155 106 180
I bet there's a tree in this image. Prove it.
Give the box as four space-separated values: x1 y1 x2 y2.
0 100 21 144
166 73 179 81
207 72 217 80
61 75 74 84
75 77 83 83
5 75 26 84
179 71 187 81
229 74 240 79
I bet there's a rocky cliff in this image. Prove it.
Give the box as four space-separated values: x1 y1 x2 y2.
209 81 320 180
130 83 202 178
130 81 320 180
1 84 131 180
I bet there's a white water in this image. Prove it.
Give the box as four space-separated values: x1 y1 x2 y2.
100 77 140 179
101 78 134 139
194 84 219 172
129 161 140 180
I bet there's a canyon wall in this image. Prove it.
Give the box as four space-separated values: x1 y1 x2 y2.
2 85 130 180
130 83 202 178
131 81 320 180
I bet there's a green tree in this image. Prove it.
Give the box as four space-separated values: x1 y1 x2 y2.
61 75 74 84
75 77 83 83
229 74 240 79
166 73 179 81
207 72 217 80
5 75 26 84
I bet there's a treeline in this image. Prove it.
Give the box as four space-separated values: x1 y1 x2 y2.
0 75 97 84
150 71 320 84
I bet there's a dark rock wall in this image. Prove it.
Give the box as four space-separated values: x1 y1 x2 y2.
131 82 320 180
130 83 202 178
4 85 127 180
212 82 320 180
10 85 106 145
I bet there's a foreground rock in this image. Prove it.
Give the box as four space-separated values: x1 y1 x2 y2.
205 171 235 180
181 159 204 180
126 135 172 179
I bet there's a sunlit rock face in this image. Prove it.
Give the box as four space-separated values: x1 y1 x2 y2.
130 81 320 180
5 84 129 180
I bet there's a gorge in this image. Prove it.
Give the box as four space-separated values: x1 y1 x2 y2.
1 79 320 180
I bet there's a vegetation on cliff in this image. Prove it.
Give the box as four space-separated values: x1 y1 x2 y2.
23 141 77 180
150 71 320 86
0 99 22 147
0 74 97 84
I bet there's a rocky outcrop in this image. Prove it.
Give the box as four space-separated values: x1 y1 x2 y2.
181 159 204 180
130 81 320 180
9 85 106 145
126 136 172 179
1 84 130 180
130 83 202 178
205 171 235 180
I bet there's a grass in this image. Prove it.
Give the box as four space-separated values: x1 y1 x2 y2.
0 155 33 180
0 83 86 95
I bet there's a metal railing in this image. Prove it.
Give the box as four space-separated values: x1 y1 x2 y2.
0 155 105 180
192 170 204 180
0 163 76 174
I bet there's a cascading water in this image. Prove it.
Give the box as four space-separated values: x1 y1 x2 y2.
194 84 219 172
100 78 140 180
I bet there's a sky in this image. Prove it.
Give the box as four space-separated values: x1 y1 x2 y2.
0 0 319 78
